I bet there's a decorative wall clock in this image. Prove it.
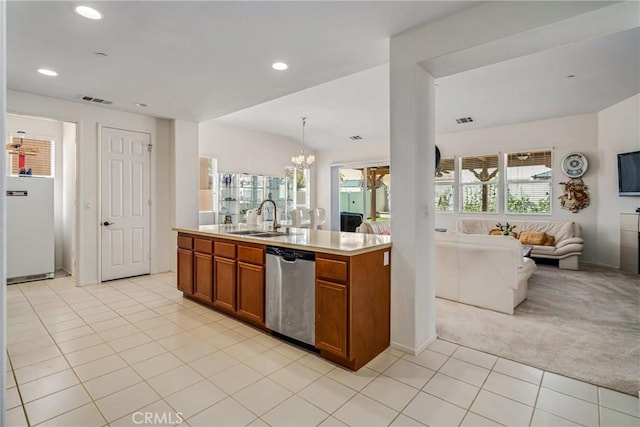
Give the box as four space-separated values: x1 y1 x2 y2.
561 153 588 178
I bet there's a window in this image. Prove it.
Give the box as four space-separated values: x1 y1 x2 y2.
10 137 54 177
435 157 455 212
506 150 552 214
460 154 499 213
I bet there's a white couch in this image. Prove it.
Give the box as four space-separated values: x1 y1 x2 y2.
436 232 537 315
355 221 391 234
457 218 584 270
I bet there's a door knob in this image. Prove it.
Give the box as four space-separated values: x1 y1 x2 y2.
103 221 113 226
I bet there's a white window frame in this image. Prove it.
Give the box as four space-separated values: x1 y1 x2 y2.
435 156 456 213
458 153 500 214
504 149 553 215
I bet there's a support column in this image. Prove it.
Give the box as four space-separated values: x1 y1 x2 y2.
389 61 437 354
170 120 200 230
0 0 7 422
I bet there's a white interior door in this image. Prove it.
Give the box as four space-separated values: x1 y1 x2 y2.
101 127 150 281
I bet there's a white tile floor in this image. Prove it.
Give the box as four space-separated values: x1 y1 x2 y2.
4 273 639 427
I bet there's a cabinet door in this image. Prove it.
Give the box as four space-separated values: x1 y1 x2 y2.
177 248 193 295
213 256 236 312
315 279 348 359
193 252 213 302
237 261 264 325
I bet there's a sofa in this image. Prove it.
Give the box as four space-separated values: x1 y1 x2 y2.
435 232 537 315
355 221 391 234
457 218 584 270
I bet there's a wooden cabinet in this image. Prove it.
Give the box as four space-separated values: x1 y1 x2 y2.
316 279 348 358
193 252 213 301
177 233 267 328
213 255 236 312
192 238 214 302
177 248 193 295
177 234 194 294
237 261 265 324
236 244 266 326
315 249 390 370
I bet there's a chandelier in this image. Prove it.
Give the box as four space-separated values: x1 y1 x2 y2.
290 117 315 169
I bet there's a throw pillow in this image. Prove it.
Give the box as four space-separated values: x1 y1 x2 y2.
379 231 390 235
519 231 555 246
489 229 517 238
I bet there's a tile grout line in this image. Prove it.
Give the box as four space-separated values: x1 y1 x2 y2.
15 277 111 426
6 349 31 427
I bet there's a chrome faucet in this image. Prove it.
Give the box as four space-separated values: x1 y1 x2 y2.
257 199 280 230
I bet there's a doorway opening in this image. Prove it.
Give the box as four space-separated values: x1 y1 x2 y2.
6 113 78 281
336 163 390 232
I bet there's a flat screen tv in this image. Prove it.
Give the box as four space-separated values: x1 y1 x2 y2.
617 151 640 196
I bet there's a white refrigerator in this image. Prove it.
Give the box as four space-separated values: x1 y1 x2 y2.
6 176 55 283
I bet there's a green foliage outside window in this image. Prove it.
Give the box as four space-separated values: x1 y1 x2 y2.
462 184 497 212
507 192 550 213
435 186 453 211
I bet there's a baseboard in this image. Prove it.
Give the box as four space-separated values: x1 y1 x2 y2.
582 261 620 270
59 267 73 276
391 334 437 356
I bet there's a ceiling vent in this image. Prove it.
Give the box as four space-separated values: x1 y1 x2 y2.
81 95 113 105
455 117 474 124
349 135 363 141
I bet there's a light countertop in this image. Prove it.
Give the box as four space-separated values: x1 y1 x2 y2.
173 224 391 256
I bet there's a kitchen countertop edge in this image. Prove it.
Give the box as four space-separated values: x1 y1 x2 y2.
173 226 392 256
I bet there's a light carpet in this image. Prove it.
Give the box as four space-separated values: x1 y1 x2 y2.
436 263 639 395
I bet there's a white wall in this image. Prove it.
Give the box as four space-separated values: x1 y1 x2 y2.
8 90 173 285
435 113 600 262
597 94 640 268
314 142 389 231
170 121 199 229
199 121 308 177
6 114 64 269
62 121 76 274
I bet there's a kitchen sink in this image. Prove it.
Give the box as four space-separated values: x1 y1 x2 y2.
252 232 288 238
227 230 292 238
227 230 266 235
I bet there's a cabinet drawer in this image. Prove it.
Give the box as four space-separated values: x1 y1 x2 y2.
317 257 348 282
194 238 213 253
178 235 193 250
214 241 236 258
237 245 264 265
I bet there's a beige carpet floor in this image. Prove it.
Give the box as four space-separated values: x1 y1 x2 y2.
436 263 639 396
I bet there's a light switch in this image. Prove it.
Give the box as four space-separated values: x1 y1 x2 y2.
84 202 91 209
383 251 389 266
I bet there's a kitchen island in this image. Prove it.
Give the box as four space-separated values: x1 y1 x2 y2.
173 224 391 370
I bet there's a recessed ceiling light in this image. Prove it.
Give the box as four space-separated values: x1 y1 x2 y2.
75 5 102 20
37 68 58 77
135 103 148 108
272 62 288 71
95 52 108 57
566 74 576 78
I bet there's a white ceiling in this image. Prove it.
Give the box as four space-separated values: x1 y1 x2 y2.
7 1 472 122
7 2 639 152
217 27 640 150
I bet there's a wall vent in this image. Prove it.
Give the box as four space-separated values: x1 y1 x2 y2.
455 117 474 124
349 135 363 141
81 95 113 105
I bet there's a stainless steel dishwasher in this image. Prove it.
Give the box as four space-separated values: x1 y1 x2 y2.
265 246 316 346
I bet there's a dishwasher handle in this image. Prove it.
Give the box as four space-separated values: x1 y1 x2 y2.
266 245 315 262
